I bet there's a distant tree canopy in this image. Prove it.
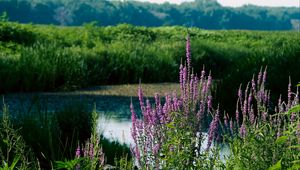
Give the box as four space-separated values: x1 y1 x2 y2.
0 0 299 30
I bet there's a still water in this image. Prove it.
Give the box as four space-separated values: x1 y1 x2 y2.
1 84 229 159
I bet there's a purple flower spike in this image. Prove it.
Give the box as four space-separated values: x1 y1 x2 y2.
262 112 267 122
257 67 262 87
200 66 205 84
207 108 219 150
288 77 292 108
75 145 81 158
153 143 160 155
239 123 247 138
249 108 255 124
276 129 281 138
207 95 212 110
230 119 234 134
224 113 229 128
89 143 94 159
235 102 240 125
290 113 296 122
179 64 184 91
251 75 256 92
296 122 300 144
193 76 199 102
262 67 267 85
186 34 191 72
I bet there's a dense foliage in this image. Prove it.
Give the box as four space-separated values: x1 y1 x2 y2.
129 36 300 169
0 0 299 30
1 21 300 113
0 31 299 169
0 101 130 169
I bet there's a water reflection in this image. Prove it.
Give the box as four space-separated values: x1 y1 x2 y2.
98 116 133 145
1 89 229 160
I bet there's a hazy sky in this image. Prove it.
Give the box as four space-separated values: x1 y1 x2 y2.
137 0 300 7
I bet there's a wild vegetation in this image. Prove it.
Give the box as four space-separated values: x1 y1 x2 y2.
0 101 130 169
1 21 300 113
0 0 299 30
1 34 299 169
129 37 300 169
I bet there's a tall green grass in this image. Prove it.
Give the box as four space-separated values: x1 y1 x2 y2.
0 99 130 169
1 22 300 113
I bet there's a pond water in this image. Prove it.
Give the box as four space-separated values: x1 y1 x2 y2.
0 84 178 144
1 83 229 160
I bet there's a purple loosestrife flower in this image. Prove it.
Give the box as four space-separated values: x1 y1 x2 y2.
288 77 292 108
290 113 296 123
257 68 262 88
262 112 267 122
277 129 281 138
230 119 234 135
186 34 191 73
206 73 212 94
179 64 184 92
247 92 252 114
238 84 243 106
201 81 207 97
145 99 152 124
224 113 229 128
190 74 194 100
278 95 283 113
249 108 255 125
200 67 205 87
183 66 187 85
207 108 220 150
153 143 160 155
197 107 204 122
243 98 248 118
75 145 81 158
207 95 212 110
266 91 270 105
163 103 167 115
172 91 179 111
235 102 240 125
296 122 300 144
239 123 247 138
262 67 267 85
99 147 105 166
89 143 94 159
166 93 172 112
242 83 249 118
193 76 199 102
251 75 256 92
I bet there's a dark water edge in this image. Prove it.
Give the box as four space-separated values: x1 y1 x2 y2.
0 93 141 119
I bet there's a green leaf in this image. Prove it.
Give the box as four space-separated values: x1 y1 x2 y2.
287 105 300 114
288 160 300 170
268 159 281 170
279 105 300 116
10 156 20 169
297 83 300 87
275 136 288 145
166 122 175 129
289 145 300 149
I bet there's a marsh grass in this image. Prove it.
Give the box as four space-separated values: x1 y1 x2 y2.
0 101 38 169
1 22 300 114
0 98 130 169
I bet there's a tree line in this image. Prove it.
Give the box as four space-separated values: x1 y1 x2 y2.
0 0 299 30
